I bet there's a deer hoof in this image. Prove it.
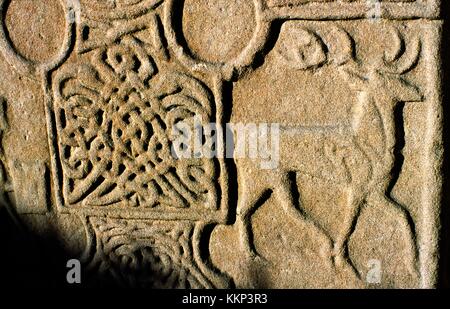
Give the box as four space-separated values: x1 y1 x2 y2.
245 249 270 265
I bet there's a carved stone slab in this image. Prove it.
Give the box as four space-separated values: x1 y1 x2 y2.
0 0 443 288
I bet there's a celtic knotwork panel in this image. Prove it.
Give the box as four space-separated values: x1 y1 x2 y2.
0 0 442 289
85 217 221 288
51 8 223 221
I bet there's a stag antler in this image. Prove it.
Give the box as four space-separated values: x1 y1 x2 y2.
381 28 422 75
331 26 423 102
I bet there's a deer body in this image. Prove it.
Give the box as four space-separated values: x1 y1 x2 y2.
236 91 374 269
235 28 422 279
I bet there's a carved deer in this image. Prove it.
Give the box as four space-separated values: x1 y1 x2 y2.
236 27 422 278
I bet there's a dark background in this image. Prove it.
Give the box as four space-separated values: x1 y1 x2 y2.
438 0 450 289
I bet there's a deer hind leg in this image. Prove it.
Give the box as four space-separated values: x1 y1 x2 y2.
274 171 334 266
332 187 365 278
236 171 272 261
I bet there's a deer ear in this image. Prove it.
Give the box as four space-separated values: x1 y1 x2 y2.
385 75 423 102
338 65 369 91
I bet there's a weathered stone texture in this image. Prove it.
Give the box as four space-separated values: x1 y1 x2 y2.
0 0 444 288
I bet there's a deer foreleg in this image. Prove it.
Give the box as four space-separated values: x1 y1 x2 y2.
368 192 419 279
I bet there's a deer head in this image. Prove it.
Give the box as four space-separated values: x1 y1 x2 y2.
335 27 423 106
